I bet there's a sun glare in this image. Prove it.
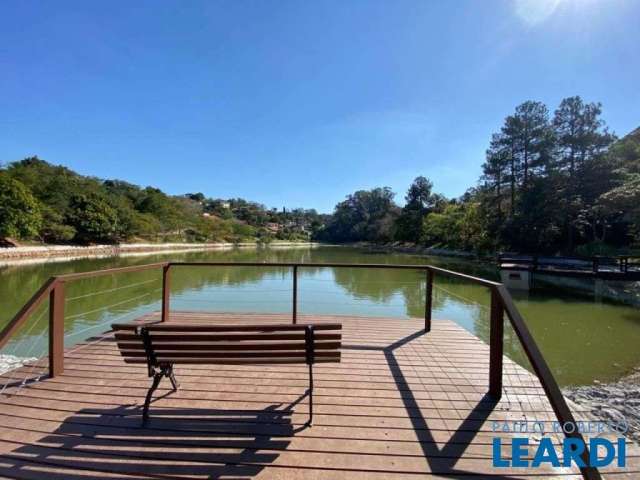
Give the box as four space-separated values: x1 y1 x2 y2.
514 0 563 26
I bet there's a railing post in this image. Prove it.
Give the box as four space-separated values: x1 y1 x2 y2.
292 265 298 324
49 281 65 377
488 287 503 400
620 257 626 273
424 269 433 332
161 265 171 322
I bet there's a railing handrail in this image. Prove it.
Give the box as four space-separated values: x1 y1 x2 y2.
497 285 583 436
0 262 170 350
57 261 170 281
499 252 640 264
0 276 58 350
168 261 502 285
498 253 640 276
0 260 599 479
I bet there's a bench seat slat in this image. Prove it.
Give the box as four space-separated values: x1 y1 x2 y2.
118 350 341 358
122 357 340 365
115 341 341 351
112 323 341 332
114 333 341 342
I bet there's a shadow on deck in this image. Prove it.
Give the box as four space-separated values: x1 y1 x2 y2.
0 313 626 479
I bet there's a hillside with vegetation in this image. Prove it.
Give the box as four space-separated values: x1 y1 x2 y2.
0 158 326 245
316 97 640 256
2 96 637 255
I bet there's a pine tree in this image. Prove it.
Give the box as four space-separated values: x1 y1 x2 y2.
553 96 616 250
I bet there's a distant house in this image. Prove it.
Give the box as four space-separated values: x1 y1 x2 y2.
265 222 280 233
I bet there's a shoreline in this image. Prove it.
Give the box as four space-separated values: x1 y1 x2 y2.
0 241 320 265
350 241 483 259
563 370 640 444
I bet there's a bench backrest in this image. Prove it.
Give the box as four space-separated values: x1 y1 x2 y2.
111 323 342 366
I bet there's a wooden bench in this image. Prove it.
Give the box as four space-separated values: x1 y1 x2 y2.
111 322 342 424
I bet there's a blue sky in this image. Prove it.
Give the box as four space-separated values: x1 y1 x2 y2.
1 0 639 212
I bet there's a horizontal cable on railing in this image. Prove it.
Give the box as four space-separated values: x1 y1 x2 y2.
0 306 49 396
300 278 423 285
175 288 293 295
65 306 161 353
1 306 47 356
64 305 158 340
172 285 486 310
65 288 162 320
172 298 291 304
66 278 160 302
0 309 49 395
300 299 405 307
174 287 413 298
172 297 407 308
433 284 488 310
2 289 166 395
299 289 393 297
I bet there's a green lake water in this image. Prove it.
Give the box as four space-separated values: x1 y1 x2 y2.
1 245 639 387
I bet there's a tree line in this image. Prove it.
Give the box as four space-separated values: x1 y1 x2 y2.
2 96 638 254
316 96 640 255
0 157 326 245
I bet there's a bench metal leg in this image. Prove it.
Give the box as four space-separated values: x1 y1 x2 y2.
142 365 178 422
168 365 179 391
142 372 163 422
307 363 314 426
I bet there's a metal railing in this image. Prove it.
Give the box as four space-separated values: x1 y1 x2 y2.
0 261 600 479
499 253 640 275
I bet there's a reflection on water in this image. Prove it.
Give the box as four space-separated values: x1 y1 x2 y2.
1 246 639 387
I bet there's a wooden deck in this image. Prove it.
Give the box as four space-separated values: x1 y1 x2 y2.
0 313 637 479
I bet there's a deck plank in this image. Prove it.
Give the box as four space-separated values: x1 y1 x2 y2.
0 313 637 479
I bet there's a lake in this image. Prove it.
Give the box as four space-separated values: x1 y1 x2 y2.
1 245 639 387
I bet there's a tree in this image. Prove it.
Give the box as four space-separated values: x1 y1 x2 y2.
482 133 511 217
554 97 615 175
128 212 163 240
608 127 640 173
599 173 640 240
553 96 616 251
66 193 120 244
500 175 563 253
40 206 76 243
231 221 257 242
481 101 554 228
186 192 205 203
136 187 186 234
319 188 399 242
477 98 620 252
0 174 42 239
421 200 489 252
405 176 434 210
395 177 436 242
597 127 640 244
504 101 555 187
479 101 555 250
